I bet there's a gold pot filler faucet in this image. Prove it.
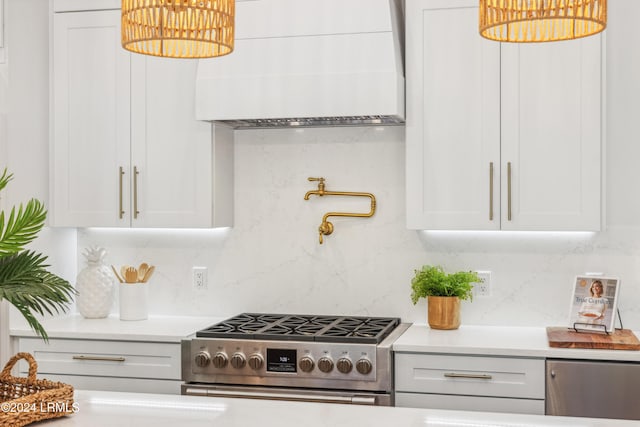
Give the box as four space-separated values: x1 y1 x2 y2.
303 177 376 244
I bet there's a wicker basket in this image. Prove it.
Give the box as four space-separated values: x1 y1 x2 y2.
0 352 74 427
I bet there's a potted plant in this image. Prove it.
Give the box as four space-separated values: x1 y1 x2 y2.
410 265 481 330
0 168 75 341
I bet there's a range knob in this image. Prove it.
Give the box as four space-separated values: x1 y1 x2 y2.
356 358 373 375
194 351 211 368
230 352 246 369
336 357 353 374
298 356 315 373
317 357 334 373
248 354 264 371
211 352 228 369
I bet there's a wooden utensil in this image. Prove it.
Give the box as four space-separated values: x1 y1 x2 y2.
121 265 129 281
141 265 155 283
138 263 149 282
124 266 139 284
111 265 124 283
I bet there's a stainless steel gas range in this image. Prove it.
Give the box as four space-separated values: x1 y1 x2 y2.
181 313 410 406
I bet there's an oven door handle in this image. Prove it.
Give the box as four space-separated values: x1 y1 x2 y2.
183 387 377 405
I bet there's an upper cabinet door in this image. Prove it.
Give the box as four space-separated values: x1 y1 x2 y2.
130 55 213 228
500 37 602 231
50 10 131 227
406 0 501 230
51 8 233 229
405 0 602 231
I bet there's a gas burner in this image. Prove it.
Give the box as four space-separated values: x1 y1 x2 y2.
195 313 400 344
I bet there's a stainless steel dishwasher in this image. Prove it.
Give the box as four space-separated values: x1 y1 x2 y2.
546 359 640 420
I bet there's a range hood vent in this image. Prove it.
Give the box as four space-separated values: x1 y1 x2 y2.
195 0 405 129
220 116 405 130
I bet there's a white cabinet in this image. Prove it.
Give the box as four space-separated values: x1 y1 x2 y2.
395 352 545 414
50 6 233 228
0 0 6 63
405 0 602 231
18 337 182 394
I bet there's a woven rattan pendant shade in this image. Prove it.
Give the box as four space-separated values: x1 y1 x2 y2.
479 0 606 43
122 0 234 58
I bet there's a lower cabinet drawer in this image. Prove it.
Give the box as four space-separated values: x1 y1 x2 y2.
395 392 545 415
18 338 181 380
395 353 545 399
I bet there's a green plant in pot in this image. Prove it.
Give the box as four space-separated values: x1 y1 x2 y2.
410 265 481 330
0 168 75 341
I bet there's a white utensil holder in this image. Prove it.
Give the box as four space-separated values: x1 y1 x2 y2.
119 283 148 321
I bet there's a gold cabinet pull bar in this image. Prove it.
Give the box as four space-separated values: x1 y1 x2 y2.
444 372 492 380
72 355 126 362
133 166 140 219
118 167 125 219
507 162 512 221
489 162 494 221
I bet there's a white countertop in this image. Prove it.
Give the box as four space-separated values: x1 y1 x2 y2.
10 314 223 342
26 390 639 427
11 317 640 361
393 324 640 361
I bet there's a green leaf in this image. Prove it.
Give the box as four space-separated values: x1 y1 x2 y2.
11 302 50 341
0 251 76 341
0 199 47 258
0 168 12 193
0 169 75 341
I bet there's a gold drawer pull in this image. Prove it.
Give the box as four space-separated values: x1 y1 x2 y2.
119 167 125 219
489 162 494 221
72 355 126 362
133 166 140 219
507 161 512 221
444 372 492 380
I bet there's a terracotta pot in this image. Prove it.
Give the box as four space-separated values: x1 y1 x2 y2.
427 296 461 330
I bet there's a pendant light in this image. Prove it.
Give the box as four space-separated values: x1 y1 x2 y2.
121 0 235 58
479 0 607 43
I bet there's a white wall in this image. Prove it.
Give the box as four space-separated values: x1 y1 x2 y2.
0 0 9 368
7 0 640 331
3 0 77 346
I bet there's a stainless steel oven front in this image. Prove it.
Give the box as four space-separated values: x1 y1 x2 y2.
182 383 392 406
181 314 409 407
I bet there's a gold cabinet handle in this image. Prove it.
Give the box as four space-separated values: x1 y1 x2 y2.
489 162 494 221
444 372 493 380
72 355 126 362
118 167 125 219
507 161 512 221
133 166 140 219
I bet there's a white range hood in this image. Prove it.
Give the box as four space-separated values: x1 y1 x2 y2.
195 0 405 129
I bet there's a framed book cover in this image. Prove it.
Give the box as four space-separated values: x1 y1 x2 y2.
568 276 620 333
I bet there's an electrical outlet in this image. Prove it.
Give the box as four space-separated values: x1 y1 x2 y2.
193 267 208 290
474 271 491 297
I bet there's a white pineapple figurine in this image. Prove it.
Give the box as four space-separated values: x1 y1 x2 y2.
76 246 115 318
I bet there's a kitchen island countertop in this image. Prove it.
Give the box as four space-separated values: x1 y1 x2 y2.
393 324 640 361
28 389 640 427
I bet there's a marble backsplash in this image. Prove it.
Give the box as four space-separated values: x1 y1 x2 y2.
70 126 640 330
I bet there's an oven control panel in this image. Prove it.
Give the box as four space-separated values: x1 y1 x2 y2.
189 339 378 382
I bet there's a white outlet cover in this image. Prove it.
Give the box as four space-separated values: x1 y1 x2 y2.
474 271 491 297
193 266 208 290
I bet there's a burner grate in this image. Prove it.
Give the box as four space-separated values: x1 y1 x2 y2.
196 313 400 344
